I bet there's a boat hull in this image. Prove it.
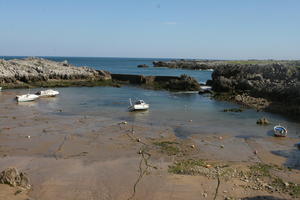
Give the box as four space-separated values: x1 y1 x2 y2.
128 104 149 112
273 125 287 137
16 94 40 102
36 90 59 97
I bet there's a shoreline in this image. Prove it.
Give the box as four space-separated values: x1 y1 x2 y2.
1 56 300 118
0 91 299 199
0 57 200 91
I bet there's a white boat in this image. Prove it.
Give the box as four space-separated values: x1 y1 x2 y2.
200 86 212 90
274 125 288 137
0 87 2 91
36 89 59 97
16 94 40 102
128 99 149 112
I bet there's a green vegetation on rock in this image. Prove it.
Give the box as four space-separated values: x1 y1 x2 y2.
168 159 206 175
153 141 180 156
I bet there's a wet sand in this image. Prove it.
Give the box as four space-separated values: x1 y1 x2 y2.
0 91 300 200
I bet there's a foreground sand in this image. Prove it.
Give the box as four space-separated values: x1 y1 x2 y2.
0 91 299 200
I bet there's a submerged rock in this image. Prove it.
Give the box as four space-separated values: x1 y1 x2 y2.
235 94 270 111
0 168 31 190
256 117 270 125
137 64 149 68
223 108 244 112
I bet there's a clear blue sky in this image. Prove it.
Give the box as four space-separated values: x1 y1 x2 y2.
0 0 299 59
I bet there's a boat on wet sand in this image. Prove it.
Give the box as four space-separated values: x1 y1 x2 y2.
16 94 40 102
274 125 288 137
36 89 59 97
128 99 149 112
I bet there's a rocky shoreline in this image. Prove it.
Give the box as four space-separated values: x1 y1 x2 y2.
2 57 300 117
0 57 112 88
152 59 300 117
153 60 217 70
211 63 300 116
0 57 199 91
152 59 300 71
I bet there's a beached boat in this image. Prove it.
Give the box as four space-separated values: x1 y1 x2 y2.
274 125 288 137
16 94 40 102
128 99 149 112
36 89 59 97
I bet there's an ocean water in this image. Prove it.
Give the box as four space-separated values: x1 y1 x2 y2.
2 56 300 138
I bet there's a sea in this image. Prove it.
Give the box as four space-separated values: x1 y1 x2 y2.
1 56 300 138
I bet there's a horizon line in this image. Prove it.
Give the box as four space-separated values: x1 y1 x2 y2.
1 55 299 61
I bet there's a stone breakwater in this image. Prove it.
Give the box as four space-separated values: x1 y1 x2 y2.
0 57 111 87
211 63 300 116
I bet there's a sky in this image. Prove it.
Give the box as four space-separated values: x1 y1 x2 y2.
0 0 300 59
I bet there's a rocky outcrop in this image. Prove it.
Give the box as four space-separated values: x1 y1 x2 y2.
0 57 111 86
153 60 216 70
0 58 200 91
111 74 200 91
0 168 31 190
211 63 300 115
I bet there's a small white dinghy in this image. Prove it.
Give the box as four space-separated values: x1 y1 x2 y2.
274 125 288 137
128 99 149 112
36 89 59 97
16 94 40 102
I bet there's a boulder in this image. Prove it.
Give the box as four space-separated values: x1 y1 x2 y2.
167 74 200 91
0 168 31 190
206 80 213 86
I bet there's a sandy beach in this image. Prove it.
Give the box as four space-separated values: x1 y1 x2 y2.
0 90 299 200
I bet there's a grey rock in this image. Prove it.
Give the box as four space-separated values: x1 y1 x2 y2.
212 63 300 104
0 57 111 84
153 60 216 70
0 168 31 190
